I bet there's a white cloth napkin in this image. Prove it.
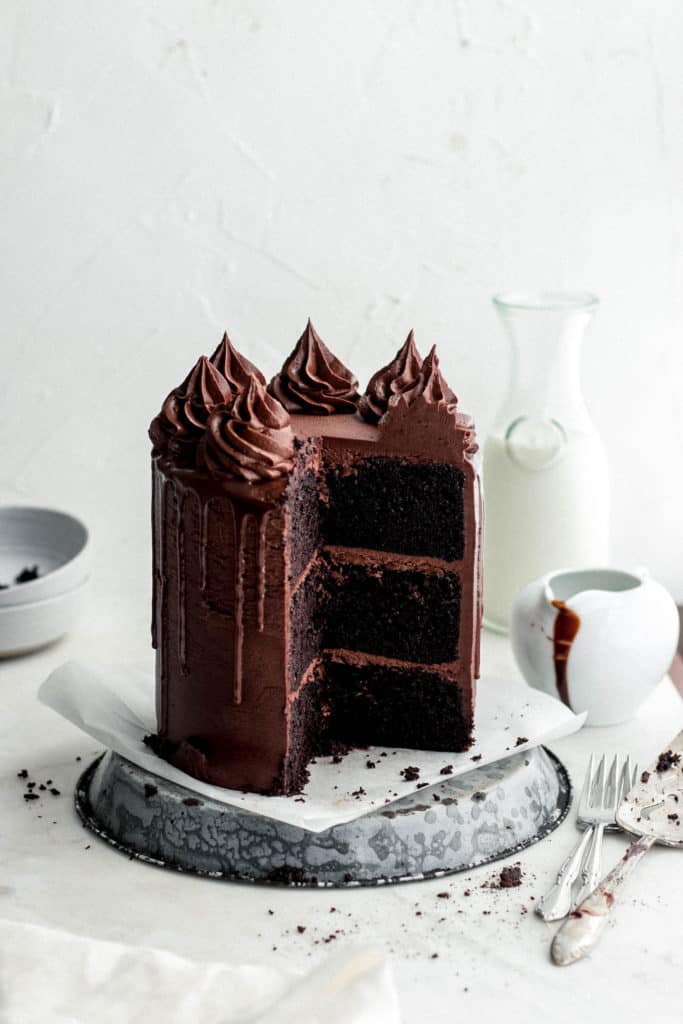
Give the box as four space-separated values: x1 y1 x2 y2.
39 658 584 832
0 919 400 1024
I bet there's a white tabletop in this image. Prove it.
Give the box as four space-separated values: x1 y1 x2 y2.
2 606 682 1023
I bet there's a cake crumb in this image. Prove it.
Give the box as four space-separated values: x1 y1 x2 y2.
641 771 650 784
436 892 450 899
439 765 453 776
515 736 528 747
656 750 681 773
182 797 201 806
499 865 523 888
297 925 306 934
470 755 482 763
400 766 420 782
366 760 376 769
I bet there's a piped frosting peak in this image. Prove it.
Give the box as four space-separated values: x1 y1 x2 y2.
209 332 266 389
268 320 359 414
149 356 233 456
359 330 423 424
200 375 295 482
394 345 457 410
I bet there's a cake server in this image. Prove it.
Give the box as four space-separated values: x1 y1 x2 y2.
551 730 683 965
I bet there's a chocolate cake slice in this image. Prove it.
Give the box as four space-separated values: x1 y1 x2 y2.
149 324 482 794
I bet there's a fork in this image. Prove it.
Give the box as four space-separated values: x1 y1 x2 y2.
536 754 638 922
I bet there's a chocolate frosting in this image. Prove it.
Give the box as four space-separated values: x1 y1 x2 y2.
392 345 457 410
359 330 423 424
268 319 359 414
200 375 295 482
209 332 266 389
149 356 233 457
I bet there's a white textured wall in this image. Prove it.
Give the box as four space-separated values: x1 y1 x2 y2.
2 0 683 624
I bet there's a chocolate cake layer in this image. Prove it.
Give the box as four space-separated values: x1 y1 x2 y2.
324 456 465 561
291 655 473 754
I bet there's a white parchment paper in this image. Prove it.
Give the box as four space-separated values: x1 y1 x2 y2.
39 660 585 833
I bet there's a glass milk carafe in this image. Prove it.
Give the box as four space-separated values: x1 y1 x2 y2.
483 291 610 633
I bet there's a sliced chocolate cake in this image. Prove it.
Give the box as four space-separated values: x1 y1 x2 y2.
149 323 482 794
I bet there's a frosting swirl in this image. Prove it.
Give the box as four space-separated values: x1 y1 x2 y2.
200 376 295 482
149 356 232 456
268 320 359 414
209 332 265 389
359 330 423 424
392 345 457 410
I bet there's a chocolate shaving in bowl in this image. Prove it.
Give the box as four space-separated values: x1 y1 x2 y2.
15 566 40 584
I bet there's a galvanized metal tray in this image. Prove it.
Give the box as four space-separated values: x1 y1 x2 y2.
75 746 570 887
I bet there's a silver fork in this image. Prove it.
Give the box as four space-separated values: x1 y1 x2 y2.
536 754 639 922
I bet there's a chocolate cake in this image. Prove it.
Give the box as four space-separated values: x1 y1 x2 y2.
149 323 482 794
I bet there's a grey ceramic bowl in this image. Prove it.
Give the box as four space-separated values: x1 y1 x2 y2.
0 506 90 608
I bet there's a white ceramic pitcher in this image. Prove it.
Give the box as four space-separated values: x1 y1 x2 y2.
510 567 679 726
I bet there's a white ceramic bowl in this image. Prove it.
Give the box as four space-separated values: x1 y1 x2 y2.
0 577 91 657
0 507 90 608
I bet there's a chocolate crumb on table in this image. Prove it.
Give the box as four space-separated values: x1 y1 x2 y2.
499 865 523 888
641 771 651 784
470 754 482 762
436 892 450 899
366 760 376 769
656 750 681 773
439 764 453 776
182 797 201 807
297 925 306 934
515 736 528 747
17 769 28 779
471 791 486 802
400 766 420 782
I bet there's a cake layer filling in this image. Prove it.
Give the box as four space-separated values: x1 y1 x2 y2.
323 456 465 561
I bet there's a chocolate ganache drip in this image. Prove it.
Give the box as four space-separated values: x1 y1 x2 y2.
200 375 295 482
359 330 423 424
394 345 457 410
149 356 233 458
268 319 359 414
209 331 266 389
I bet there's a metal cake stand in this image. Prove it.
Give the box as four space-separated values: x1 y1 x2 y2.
75 745 571 887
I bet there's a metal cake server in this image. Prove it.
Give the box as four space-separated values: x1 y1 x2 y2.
552 729 683 966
